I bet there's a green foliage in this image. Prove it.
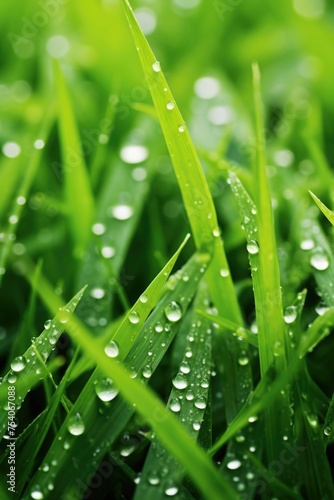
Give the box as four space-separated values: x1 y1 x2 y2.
0 0 334 499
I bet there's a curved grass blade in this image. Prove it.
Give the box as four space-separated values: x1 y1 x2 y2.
54 60 95 257
24 252 238 500
0 287 86 441
309 191 334 226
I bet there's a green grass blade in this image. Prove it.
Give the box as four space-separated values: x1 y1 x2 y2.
309 191 334 226
54 60 95 257
134 285 212 499
0 287 85 440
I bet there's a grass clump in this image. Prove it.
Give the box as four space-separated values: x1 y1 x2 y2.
0 1 334 499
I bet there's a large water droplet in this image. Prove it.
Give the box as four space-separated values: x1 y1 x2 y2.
148 470 160 485
180 361 191 374
104 340 119 358
90 287 105 299
238 356 249 366
164 301 182 322
95 378 118 402
324 426 332 437
172 372 188 390
246 240 259 255
164 484 179 496
67 413 85 436
283 306 298 324
11 356 26 372
30 488 44 499
300 239 314 250
44 319 52 330
142 365 152 378
101 246 116 259
166 101 175 110
310 248 329 271
155 322 164 333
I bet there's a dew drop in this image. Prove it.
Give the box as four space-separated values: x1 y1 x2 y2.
324 426 332 437
129 311 140 324
152 61 161 72
165 485 179 496
34 139 45 150
2 142 21 158
194 396 207 410
30 488 44 499
155 322 164 333
213 227 221 237
101 246 116 259
178 124 185 133
92 223 106 236
90 287 105 299
148 470 160 485
193 422 201 431
180 361 191 374
220 268 230 278
246 240 259 255
95 378 118 402
315 302 328 316
109 204 134 220
200 378 209 389
166 101 175 110
186 389 194 401
164 301 182 322
44 319 52 330
140 294 148 303
172 372 188 390
283 306 298 324
238 356 249 366
169 397 181 412
310 248 329 271
67 413 85 436
104 340 119 358
300 239 314 250
227 459 242 470
142 365 152 378
120 145 148 164
58 308 70 324
11 356 26 372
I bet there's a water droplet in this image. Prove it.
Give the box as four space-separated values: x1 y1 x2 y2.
193 422 201 431
186 389 194 400
200 378 209 389
30 488 44 499
92 223 106 235
315 302 328 316
172 372 188 390
180 361 191 374
220 268 230 278
164 301 182 322
148 470 160 485
34 139 45 150
310 248 329 271
248 415 258 423
194 76 220 99
166 101 175 110
324 426 332 437
152 61 161 72
120 144 148 164
284 306 298 324
194 396 207 410
2 141 21 158
67 413 85 436
140 294 148 303
238 356 249 366
169 398 181 412
246 240 259 255
8 373 17 383
300 239 314 250
11 356 26 372
90 287 105 299
155 322 164 333
213 227 221 237
44 319 52 330
95 378 118 402
142 365 152 378
101 246 115 259
165 484 179 496
227 459 242 470
16 196 26 205
129 311 140 324
58 308 70 324
104 340 119 358
178 124 185 133
109 204 134 220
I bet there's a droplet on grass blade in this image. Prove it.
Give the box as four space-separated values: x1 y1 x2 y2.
104 340 119 358
310 248 329 271
152 61 161 72
283 306 298 324
164 301 182 322
11 356 26 372
67 412 85 436
95 378 118 402
172 372 188 390
129 311 140 324
246 240 259 255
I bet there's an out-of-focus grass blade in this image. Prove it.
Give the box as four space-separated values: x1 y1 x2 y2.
309 191 334 226
134 285 212 499
54 60 95 257
0 287 85 440
0 110 54 286
25 253 238 500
